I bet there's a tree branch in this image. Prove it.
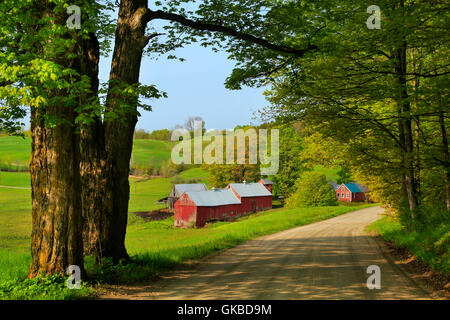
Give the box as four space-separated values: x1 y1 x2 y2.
143 9 317 57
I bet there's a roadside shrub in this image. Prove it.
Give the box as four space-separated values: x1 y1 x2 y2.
368 216 450 275
0 275 94 300
286 172 338 208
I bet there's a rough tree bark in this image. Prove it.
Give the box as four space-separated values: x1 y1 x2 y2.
29 100 85 278
76 33 110 260
101 0 151 262
394 39 419 226
28 2 94 277
410 48 421 194
438 113 450 211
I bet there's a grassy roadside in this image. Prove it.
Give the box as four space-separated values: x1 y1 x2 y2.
1 203 375 299
367 216 449 275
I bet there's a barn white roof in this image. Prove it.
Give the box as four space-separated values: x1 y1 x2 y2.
185 189 241 207
174 184 207 195
228 183 272 197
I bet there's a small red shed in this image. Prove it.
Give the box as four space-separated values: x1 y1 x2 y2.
258 179 274 193
336 183 367 202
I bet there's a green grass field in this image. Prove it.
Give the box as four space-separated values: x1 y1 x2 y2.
0 136 31 171
0 137 175 172
131 139 175 169
129 167 209 212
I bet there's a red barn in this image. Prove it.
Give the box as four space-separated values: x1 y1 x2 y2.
336 183 367 202
174 189 242 228
174 182 273 228
227 182 272 213
258 179 274 193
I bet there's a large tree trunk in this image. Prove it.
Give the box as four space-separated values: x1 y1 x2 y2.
410 48 421 194
76 33 110 260
28 5 85 278
394 38 419 227
28 2 92 277
29 101 84 278
102 0 150 262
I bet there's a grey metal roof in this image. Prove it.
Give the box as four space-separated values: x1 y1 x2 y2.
328 179 339 191
228 183 272 197
185 189 241 207
173 184 207 196
259 179 274 185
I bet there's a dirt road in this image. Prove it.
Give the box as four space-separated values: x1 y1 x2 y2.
102 206 431 300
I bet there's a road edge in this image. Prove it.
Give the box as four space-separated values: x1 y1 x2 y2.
368 231 449 300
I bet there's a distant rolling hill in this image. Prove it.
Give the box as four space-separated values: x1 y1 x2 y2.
0 136 175 171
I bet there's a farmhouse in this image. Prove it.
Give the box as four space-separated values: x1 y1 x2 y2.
336 183 368 202
174 181 273 228
168 183 208 211
258 178 274 192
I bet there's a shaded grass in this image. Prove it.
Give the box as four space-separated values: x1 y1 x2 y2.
367 216 449 275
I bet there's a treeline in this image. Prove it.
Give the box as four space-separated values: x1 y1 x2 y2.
203 122 354 206
133 117 206 141
133 128 172 141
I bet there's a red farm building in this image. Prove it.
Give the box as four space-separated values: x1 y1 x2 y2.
227 182 272 213
174 189 242 228
258 179 274 193
336 183 368 202
167 183 207 211
174 182 273 228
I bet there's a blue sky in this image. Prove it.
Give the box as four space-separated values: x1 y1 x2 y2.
20 44 268 132
98 44 269 132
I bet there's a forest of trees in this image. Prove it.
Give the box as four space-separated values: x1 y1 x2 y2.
259 0 449 232
0 0 447 279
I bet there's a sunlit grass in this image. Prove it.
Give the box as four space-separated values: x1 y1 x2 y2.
131 139 175 169
367 216 449 275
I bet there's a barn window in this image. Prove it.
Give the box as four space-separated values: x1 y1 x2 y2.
346 193 349 198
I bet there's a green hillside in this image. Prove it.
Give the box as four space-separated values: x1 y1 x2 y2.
0 137 175 171
131 139 175 169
